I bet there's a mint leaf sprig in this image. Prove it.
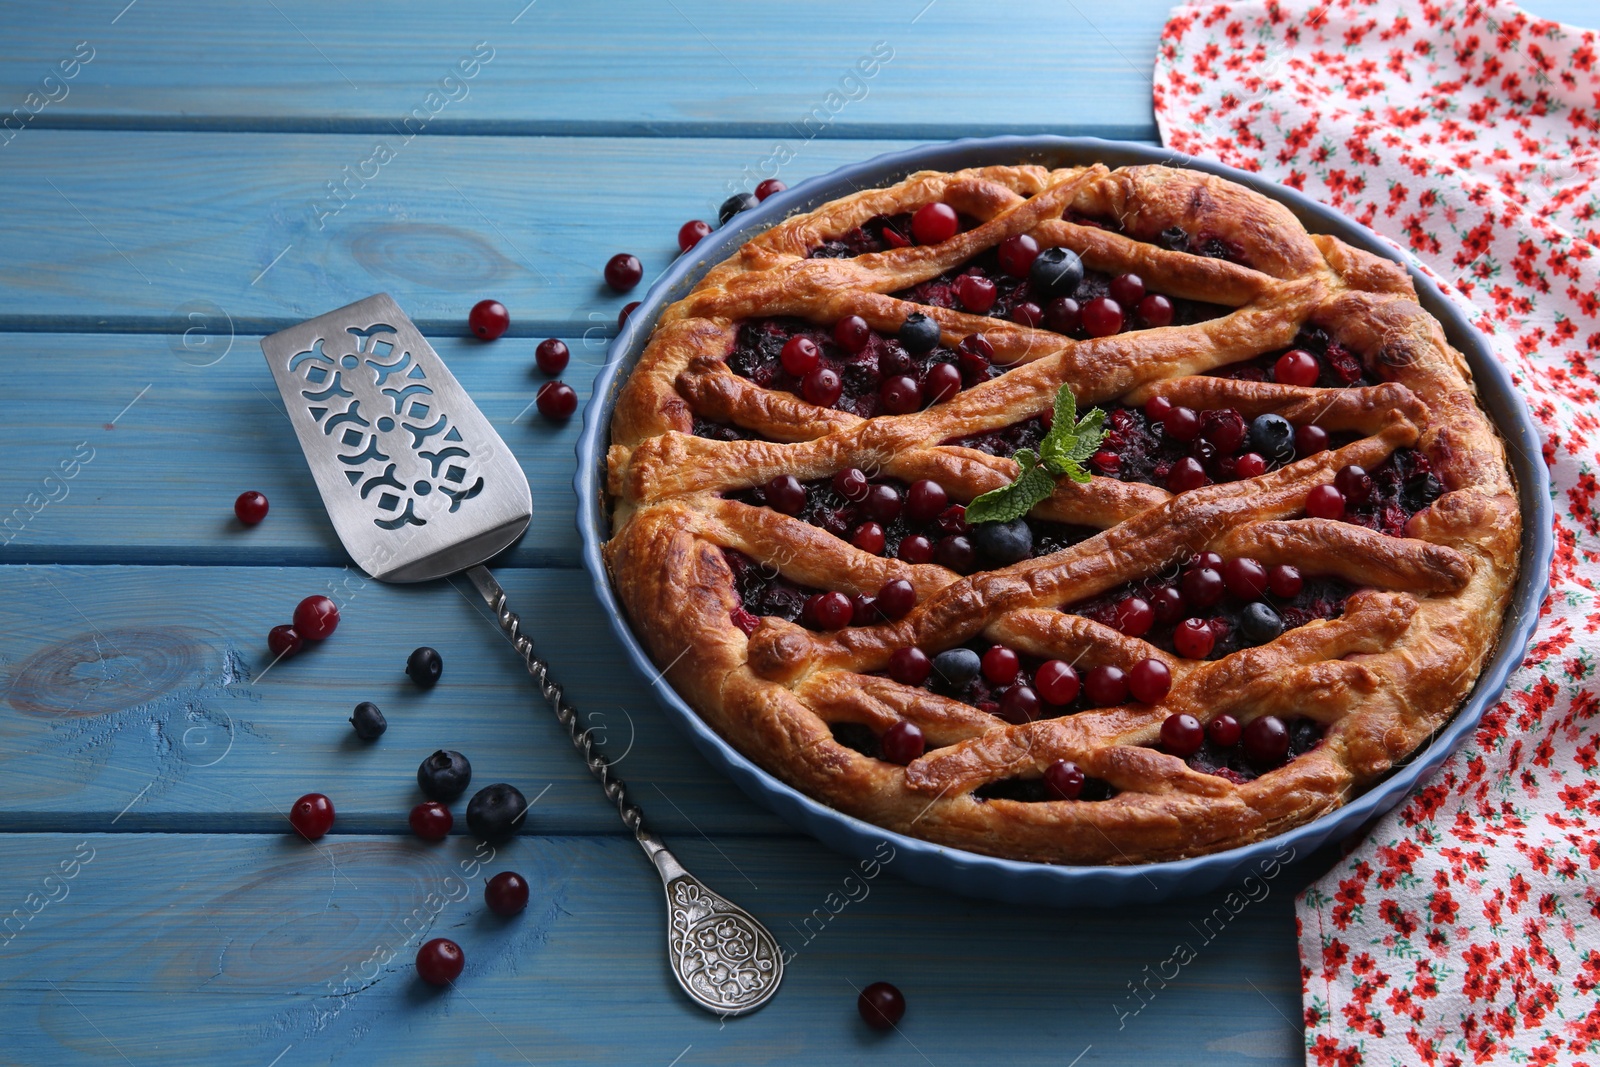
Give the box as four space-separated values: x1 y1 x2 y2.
964 384 1109 525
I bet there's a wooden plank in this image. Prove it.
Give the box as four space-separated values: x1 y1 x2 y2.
0 332 594 570
5 0 1166 139
0 832 1312 1065
0 564 787 836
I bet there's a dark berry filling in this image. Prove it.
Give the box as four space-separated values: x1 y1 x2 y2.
1182 715 1325 782
808 213 920 258
1343 448 1444 536
974 774 1116 802
691 417 760 441
1210 328 1374 388
722 548 822 628
943 413 1051 456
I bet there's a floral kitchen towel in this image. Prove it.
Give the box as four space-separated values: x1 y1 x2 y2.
1153 2 1600 1064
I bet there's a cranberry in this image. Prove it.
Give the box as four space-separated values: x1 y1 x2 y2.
924 362 962 404
834 316 872 352
888 648 931 686
997 234 1039 277
1044 760 1085 800
802 366 843 407
1234 452 1268 479
957 274 998 312
935 535 975 572
1207 714 1242 747
765 475 806 515
858 981 906 1030
1295 424 1329 455
1113 596 1154 637
1163 405 1201 441
618 302 640 328
1081 296 1124 337
754 178 787 201
267 624 303 659
535 338 570 375
1109 273 1146 306
1090 450 1120 475
1083 665 1128 706
294 595 339 640
911 202 959 244
537 381 578 420
863 484 902 523
935 504 969 535
677 219 712 252
1181 566 1225 609
1129 659 1172 704
1010 302 1041 328
1136 293 1174 328
1201 409 1248 454
416 938 464 986
1335 464 1374 504
897 535 933 564
780 336 820 376
852 522 886 554
1160 713 1204 756
1268 564 1303 597
850 594 876 622
409 801 453 840
1145 395 1174 422
1222 557 1268 599
1194 551 1224 568
981 645 1020 686
1306 484 1346 519
875 579 915 620
468 299 510 340
1274 349 1321 387
1173 618 1215 658
485 871 530 916
1035 660 1080 705
289 792 335 840
603 253 642 292
234 490 269 525
999 684 1041 724
830 468 866 499
1044 296 1081 333
905 480 948 524
880 375 922 415
957 333 996 363
1167 457 1211 492
806 592 854 630
1150 586 1185 624
1242 715 1290 768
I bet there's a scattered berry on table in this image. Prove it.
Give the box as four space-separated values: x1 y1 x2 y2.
467 783 529 842
234 490 269 525
536 381 578 421
416 938 464 986
417 749 472 802
858 981 906 1030
535 338 570 376
617 301 640 328
880 721 925 764
293 595 339 640
718 192 758 225
485 871 531 916
677 219 712 252
406 646 444 688
409 801 453 840
603 253 642 293
267 624 303 660
349 701 387 740
289 793 335 841
468 299 510 340
754 178 787 201
910 202 958 245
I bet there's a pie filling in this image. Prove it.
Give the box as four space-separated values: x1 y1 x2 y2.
1182 716 1326 784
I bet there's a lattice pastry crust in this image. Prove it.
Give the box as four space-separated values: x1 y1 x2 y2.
602 163 1520 865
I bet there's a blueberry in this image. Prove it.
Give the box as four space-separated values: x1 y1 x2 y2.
406 646 443 689
718 193 759 226
349 701 386 741
972 519 1034 565
466 783 528 843
1239 602 1284 645
1248 414 1295 462
417 749 472 802
1029 247 1084 298
898 312 941 354
932 648 981 694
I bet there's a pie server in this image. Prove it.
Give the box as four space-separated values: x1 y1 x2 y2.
261 293 783 1016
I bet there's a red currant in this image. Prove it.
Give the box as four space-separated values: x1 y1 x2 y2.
1273 349 1320 387
1295 424 1330 455
536 381 578 421
998 685 1041 724
234 490 269 525
957 274 998 312
485 871 530 916
409 801 452 841
880 375 922 415
289 793 335 840
1044 760 1085 800
997 234 1040 277
1167 457 1211 492
1305 484 1346 519
1044 296 1081 333
1222 557 1268 600
416 938 464 986
293 595 339 640
1083 665 1129 706
981 645 1020 686
888 648 931 686
1145 395 1174 422
1160 713 1204 756
780 336 820 376
1173 618 1215 659
1163 405 1201 441
1035 660 1080 705
604 253 643 292
1129 659 1172 704
764 475 806 515
911 203 959 244
468 299 510 340
1181 566 1225 609
924 362 962 403
1335 464 1374 505
1268 564 1303 598
802 367 843 407
832 467 870 501
677 219 712 252
1242 715 1290 768
806 592 854 630
834 316 872 352
1109 273 1146 306
851 522 886 555
1207 714 1242 747
875 579 915 620
1150 585 1185 624
897 535 934 564
905 480 948 524
1011 301 1042 328
535 338 570 375
1136 293 1174 327
1081 296 1124 337
863 485 902 523
1234 452 1268 479
1113 596 1154 637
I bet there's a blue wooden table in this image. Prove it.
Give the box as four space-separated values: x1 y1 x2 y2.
1 3 1587 1063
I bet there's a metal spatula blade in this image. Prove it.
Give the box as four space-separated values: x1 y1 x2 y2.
261 295 783 1017
261 292 531 583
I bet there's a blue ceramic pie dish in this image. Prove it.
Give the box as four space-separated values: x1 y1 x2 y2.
573 136 1552 906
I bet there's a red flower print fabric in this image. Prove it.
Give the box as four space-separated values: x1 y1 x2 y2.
1154 2 1600 1063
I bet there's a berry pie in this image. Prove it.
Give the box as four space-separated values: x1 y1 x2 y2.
602 162 1521 864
